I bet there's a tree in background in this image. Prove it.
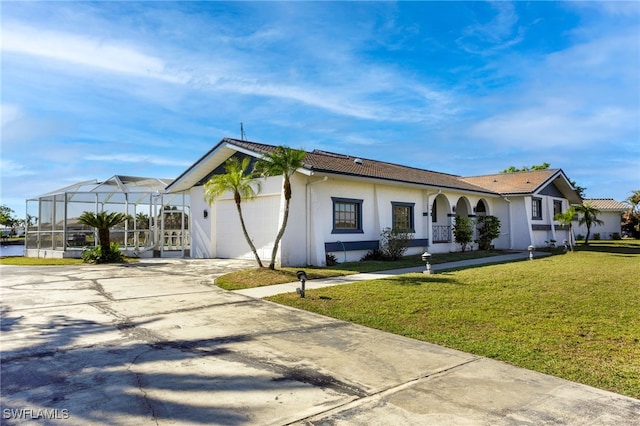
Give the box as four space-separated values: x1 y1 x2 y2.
204 157 263 268
554 206 576 252
500 163 551 173
622 190 640 238
453 215 474 252
1 205 17 228
254 146 307 270
575 202 604 245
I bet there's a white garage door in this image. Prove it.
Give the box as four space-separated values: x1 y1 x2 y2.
216 195 280 260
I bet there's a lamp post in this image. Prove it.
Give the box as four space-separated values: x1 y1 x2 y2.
421 252 432 274
528 245 534 260
296 270 307 298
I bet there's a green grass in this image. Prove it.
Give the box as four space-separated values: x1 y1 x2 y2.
0 257 85 265
216 250 510 290
0 256 138 266
215 267 360 290
267 240 640 399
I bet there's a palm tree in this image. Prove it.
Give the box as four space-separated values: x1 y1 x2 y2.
254 146 307 270
204 156 263 267
576 202 604 245
78 211 128 253
554 207 576 252
627 190 640 215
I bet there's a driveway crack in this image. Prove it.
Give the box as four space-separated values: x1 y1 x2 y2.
127 348 159 426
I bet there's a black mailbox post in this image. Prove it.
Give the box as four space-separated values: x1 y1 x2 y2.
296 270 307 298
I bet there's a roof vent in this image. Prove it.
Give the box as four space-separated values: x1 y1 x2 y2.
354 158 363 165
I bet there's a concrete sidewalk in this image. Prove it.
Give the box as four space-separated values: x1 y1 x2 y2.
1 257 638 425
234 251 545 298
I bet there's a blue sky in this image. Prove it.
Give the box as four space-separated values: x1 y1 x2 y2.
2 1 639 218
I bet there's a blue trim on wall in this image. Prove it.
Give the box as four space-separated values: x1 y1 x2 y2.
407 238 429 247
325 240 379 252
325 238 429 252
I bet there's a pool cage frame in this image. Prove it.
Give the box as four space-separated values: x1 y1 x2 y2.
25 176 190 258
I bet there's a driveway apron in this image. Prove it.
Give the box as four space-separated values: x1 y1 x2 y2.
1 259 638 425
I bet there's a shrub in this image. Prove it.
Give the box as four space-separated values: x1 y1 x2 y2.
593 233 601 240
612 232 621 240
361 248 387 261
577 234 585 241
325 253 338 266
82 242 124 264
453 215 474 252
476 215 501 251
380 227 414 260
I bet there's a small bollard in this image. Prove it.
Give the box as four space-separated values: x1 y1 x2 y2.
528 245 535 260
296 270 307 298
421 252 432 274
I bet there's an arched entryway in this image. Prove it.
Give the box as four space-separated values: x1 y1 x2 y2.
454 197 471 218
476 199 488 216
432 194 451 243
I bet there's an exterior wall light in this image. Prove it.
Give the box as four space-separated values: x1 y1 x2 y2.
421 252 432 274
528 245 535 260
296 270 307 298
203 209 208 218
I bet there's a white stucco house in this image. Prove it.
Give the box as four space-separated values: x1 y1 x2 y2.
166 138 582 266
573 198 628 240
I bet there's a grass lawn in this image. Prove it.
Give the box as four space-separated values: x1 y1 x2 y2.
267 240 640 399
0 257 138 266
215 250 510 290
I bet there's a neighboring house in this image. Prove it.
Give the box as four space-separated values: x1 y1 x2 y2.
166 138 582 266
573 198 627 240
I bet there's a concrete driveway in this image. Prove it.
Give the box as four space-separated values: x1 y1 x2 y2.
1 259 638 425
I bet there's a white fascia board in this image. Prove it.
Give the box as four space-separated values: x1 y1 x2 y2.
307 170 500 197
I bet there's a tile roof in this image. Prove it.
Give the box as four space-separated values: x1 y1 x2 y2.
226 138 495 194
460 170 561 195
582 198 629 211
217 138 581 201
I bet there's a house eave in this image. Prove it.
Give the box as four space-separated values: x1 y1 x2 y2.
307 169 501 197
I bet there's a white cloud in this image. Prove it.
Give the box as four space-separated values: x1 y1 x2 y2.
0 104 23 127
457 2 524 54
2 24 186 83
0 159 37 177
84 154 191 167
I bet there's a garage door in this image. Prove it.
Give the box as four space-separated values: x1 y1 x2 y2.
216 195 280 260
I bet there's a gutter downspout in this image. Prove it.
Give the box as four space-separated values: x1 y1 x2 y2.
503 197 513 250
306 176 328 265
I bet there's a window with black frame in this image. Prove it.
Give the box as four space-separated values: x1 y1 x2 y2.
392 202 415 232
332 197 363 233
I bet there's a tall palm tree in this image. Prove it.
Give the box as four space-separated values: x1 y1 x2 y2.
576 202 604 245
554 206 576 252
254 146 307 270
78 211 128 253
204 156 263 267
